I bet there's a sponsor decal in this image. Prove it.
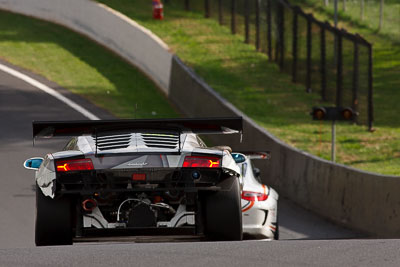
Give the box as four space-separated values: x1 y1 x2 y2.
242 201 254 212
127 162 148 166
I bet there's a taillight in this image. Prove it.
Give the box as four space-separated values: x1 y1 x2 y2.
132 173 146 181
241 191 268 201
183 156 221 168
56 158 94 172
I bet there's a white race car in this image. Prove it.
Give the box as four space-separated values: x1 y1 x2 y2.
232 152 279 240
24 118 244 246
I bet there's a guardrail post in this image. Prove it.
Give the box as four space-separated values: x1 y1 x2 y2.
336 32 343 107
231 0 236 34
205 0 210 18
256 0 261 50
244 0 250 44
368 43 374 131
320 25 327 101
218 0 223 25
292 9 298 82
306 15 312 93
267 0 272 60
352 41 359 122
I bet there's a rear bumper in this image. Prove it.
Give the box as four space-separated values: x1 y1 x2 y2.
242 202 277 239
55 167 236 195
242 209 274 239
59 186 222 195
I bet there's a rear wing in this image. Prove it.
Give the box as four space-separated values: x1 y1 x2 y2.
32 117 243 139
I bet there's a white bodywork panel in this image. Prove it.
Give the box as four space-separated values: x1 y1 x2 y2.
35 154 56 198
157 205 195 228
83 207 109 229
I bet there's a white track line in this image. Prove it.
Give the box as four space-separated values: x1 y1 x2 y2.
0 63 100 120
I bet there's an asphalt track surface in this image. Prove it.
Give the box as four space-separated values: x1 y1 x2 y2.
1 61 399 266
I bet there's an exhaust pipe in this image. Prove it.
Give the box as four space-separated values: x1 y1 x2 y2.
82 198 97 212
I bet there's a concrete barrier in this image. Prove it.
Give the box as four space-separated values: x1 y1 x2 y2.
169 56 400 237
1 0 399 237
0 0 173 94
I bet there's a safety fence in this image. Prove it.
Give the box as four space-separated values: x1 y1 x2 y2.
168 0 374 129
304 0 400 41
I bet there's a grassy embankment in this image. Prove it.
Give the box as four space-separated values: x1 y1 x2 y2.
0 10 177 119
97 0 400 175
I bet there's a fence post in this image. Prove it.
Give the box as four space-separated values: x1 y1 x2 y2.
218 0 223 25
275 16 280 63
336 32 343 107
352 41 359 122
292 10 298 82
275 2 282 64
306 16 312 93
320 25 327 101
256 0 261 50
205 0 210 18
245 0 250 44
231 0 236 34
185 0 190 11
279 3 285 69
368 43 374 131
267 0 272 60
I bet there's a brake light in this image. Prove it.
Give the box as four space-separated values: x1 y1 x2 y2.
183 156 221 168
132 173 146 181
56 158 94 172
241 191 268 201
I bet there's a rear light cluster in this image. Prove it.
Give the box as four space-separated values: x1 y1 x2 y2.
241 191 268 201
132 173 146 181
182 156 221 168
56 158 94 172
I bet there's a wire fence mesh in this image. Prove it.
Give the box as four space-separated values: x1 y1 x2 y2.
297 0 400 43
169 0 374 129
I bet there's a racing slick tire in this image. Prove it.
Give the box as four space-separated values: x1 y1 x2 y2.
35 184 73 246
203 176 243 241
274 219 279 240
273 204 279 240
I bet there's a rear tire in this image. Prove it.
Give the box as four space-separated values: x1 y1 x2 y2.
274 222 279 240
274 209 279 240
35 184 73 246
203 176 243 241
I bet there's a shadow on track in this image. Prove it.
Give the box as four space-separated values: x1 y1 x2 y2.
279 197 365 240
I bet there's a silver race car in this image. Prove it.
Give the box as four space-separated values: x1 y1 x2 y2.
24 118 243 246
232 152 279 240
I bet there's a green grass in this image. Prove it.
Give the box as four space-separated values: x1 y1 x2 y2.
292 0 400 44
95 0 400 175
0 10 178 119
